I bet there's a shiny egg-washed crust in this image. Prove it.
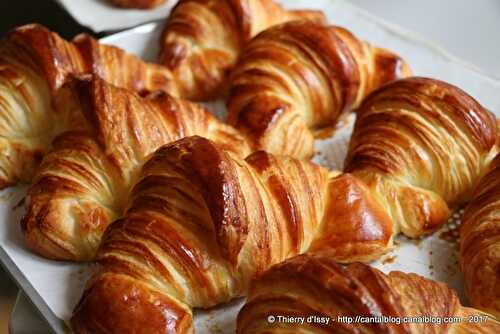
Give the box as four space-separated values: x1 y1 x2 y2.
227 20 412 158
0 24 177 188
238 254 500 334
345 77 498 238
461 153 500 318
71 136 395 333
159 0 326 101
109 0 167 9
21 77 250 261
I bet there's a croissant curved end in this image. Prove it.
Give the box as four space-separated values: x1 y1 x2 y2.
21 192 116 261
309 173 394 262
71 274 194 334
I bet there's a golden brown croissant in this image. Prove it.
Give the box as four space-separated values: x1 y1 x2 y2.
109 0 167 9
238 253 500 334
0 24 177 188
227 20 412 158
21 77 250 261
159 0 326 101
345 77 498 238
70 135 394 333
460 153 500 318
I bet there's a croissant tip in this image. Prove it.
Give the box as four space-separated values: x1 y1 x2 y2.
71 274 193 333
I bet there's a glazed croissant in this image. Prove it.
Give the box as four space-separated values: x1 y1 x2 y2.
71 135 395 333
0 24 176 188
21 77 249 261
160 0 326 101
109 0 167 9
238 254 500 334
461 153 500 318
227 20 412 158
345 77 498 238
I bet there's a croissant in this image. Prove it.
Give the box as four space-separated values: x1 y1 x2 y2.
227 20 412 158
159 0 326 101
460 153 500 318
0 24 177 188
238 253 500 334
109 0 167 9
70 135 395 333
344 77 498 238
21 77 250 261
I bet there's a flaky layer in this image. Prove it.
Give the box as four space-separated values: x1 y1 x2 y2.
227 20 411 158
238 254 500 334
0 24 178 188
71 136 394 333
21 77 250 261
345 77 498 238
160 0 326 101
461 153 500 318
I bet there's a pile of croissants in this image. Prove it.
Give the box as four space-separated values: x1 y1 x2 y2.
0 0 499 333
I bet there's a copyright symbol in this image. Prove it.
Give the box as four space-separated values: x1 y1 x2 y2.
267 315 276 324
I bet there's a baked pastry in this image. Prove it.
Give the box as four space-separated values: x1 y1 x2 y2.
461 153 500 318
345 77 498 238
0 24 176 188
70 135 395 333
238 253 500 333
109 0 167 9
227 20 412 158
21 77 250 261
159 0 326 101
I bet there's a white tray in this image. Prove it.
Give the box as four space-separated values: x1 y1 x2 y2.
3 0 500 333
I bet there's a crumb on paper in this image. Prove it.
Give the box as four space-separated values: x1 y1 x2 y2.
313 112 352 140
209 322 223 334
314 125 337 140
381 254 397 265
439 229 460 245
444 264 458 277
409 237 424 248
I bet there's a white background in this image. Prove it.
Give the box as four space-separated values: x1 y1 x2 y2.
350 0 500 78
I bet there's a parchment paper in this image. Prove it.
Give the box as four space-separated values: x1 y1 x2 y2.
3 0 500 333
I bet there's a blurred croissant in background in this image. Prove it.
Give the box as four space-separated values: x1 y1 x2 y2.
160 0 326 100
